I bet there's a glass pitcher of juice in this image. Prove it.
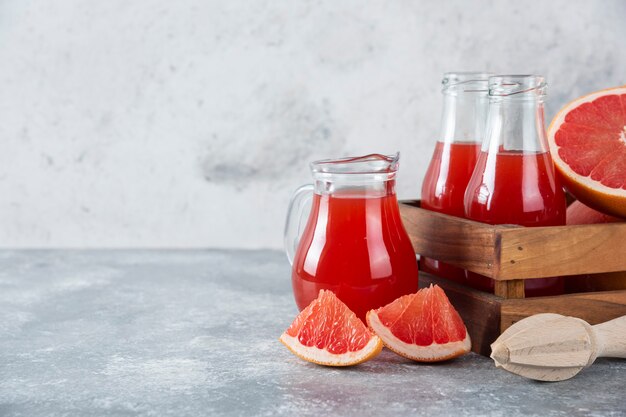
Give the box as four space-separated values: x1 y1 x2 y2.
284 153 418 321
464 75 567 296
420 72 492 283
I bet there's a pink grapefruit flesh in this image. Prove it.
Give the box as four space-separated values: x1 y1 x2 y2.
367 285 471 362
280 290 382 366
548 86 626 218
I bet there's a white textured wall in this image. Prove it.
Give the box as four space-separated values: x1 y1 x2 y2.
1 0 625 249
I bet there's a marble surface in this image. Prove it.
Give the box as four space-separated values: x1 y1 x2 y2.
0 1 625 248
0 250 624 417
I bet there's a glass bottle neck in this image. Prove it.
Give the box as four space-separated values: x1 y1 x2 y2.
482 97 548 154
440 93 489 144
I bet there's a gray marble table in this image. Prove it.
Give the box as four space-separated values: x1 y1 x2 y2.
0 250 624 417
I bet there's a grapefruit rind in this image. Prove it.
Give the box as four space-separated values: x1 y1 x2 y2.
367 310 471 362
279 333 383 367
548 86 626 218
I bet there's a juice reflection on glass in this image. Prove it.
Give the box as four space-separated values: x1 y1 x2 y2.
285 154 418 321
421 72 491 282
464 75 566 296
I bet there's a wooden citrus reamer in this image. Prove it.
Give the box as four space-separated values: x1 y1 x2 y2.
400 201 626 356
490 313 626 381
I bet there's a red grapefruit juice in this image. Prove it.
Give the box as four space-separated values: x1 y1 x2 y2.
421 142 480 280
464 150 567 296
292 191 418 321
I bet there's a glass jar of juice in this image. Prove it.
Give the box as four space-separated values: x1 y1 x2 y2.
420 72 492 282
464 75 567 296
284 153 418 321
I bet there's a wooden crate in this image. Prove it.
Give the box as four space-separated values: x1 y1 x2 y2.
400 201 626 356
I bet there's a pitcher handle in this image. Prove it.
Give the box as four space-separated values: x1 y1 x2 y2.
284 184 314 266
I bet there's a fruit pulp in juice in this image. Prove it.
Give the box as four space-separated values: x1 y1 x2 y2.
464 151 567 296
292 192 419 321
420 142 480 282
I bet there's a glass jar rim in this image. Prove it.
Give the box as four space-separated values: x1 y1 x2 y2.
489 75 546 98
442 71 494 94
310 153 399 182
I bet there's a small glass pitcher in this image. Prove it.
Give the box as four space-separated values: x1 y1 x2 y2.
284 153 418 321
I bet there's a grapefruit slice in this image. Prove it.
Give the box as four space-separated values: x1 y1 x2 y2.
279 290 382 366
548 86 626 218
367 285 470 362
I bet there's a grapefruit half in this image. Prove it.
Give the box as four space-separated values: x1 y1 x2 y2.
367 285 471 362
548 86 626 218
279 290 383 366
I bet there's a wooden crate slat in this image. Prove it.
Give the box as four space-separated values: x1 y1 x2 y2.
400 201 502 277
500 290 626 331
498 223 626 279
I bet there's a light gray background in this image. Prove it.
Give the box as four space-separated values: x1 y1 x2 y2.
1 0 625 249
